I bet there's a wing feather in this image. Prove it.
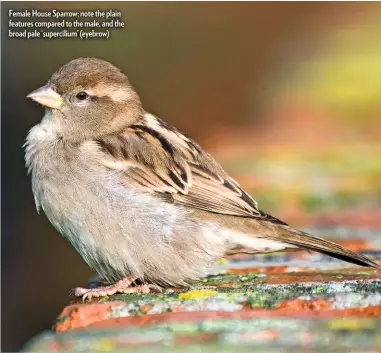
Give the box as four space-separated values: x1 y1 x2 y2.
95 113 283 223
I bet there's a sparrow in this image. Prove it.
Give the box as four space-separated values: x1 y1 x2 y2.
25 58 380 300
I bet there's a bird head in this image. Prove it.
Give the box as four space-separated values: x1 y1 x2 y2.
27 57 143 141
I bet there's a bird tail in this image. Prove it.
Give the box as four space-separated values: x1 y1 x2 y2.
262 222 381 271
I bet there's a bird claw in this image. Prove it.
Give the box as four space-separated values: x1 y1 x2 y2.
147 284 163 293
69 276 162 301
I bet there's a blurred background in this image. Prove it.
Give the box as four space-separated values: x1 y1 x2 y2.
2 1 381 351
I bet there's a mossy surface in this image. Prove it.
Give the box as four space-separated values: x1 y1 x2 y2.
84 279 381 317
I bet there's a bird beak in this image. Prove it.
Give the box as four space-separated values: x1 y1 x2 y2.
27 84 63 109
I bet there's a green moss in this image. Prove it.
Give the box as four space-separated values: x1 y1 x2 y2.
200 274 261 286
245 283 335 309
55 314 69 325
105 292 163 304
313 286 329 295
344 281 381 293
247 292 278 309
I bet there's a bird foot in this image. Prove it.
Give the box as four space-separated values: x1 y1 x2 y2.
70 275 161 301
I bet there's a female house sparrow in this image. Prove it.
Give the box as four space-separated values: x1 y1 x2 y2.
25 58 380 300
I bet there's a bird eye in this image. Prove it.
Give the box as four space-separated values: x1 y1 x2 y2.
76 91 89 101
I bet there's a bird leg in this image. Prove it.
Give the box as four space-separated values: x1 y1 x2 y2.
71 275 160 301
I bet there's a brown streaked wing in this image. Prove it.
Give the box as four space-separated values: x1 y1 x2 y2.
95 115 283 222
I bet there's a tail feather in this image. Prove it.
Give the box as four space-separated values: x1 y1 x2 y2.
265 223 380 271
